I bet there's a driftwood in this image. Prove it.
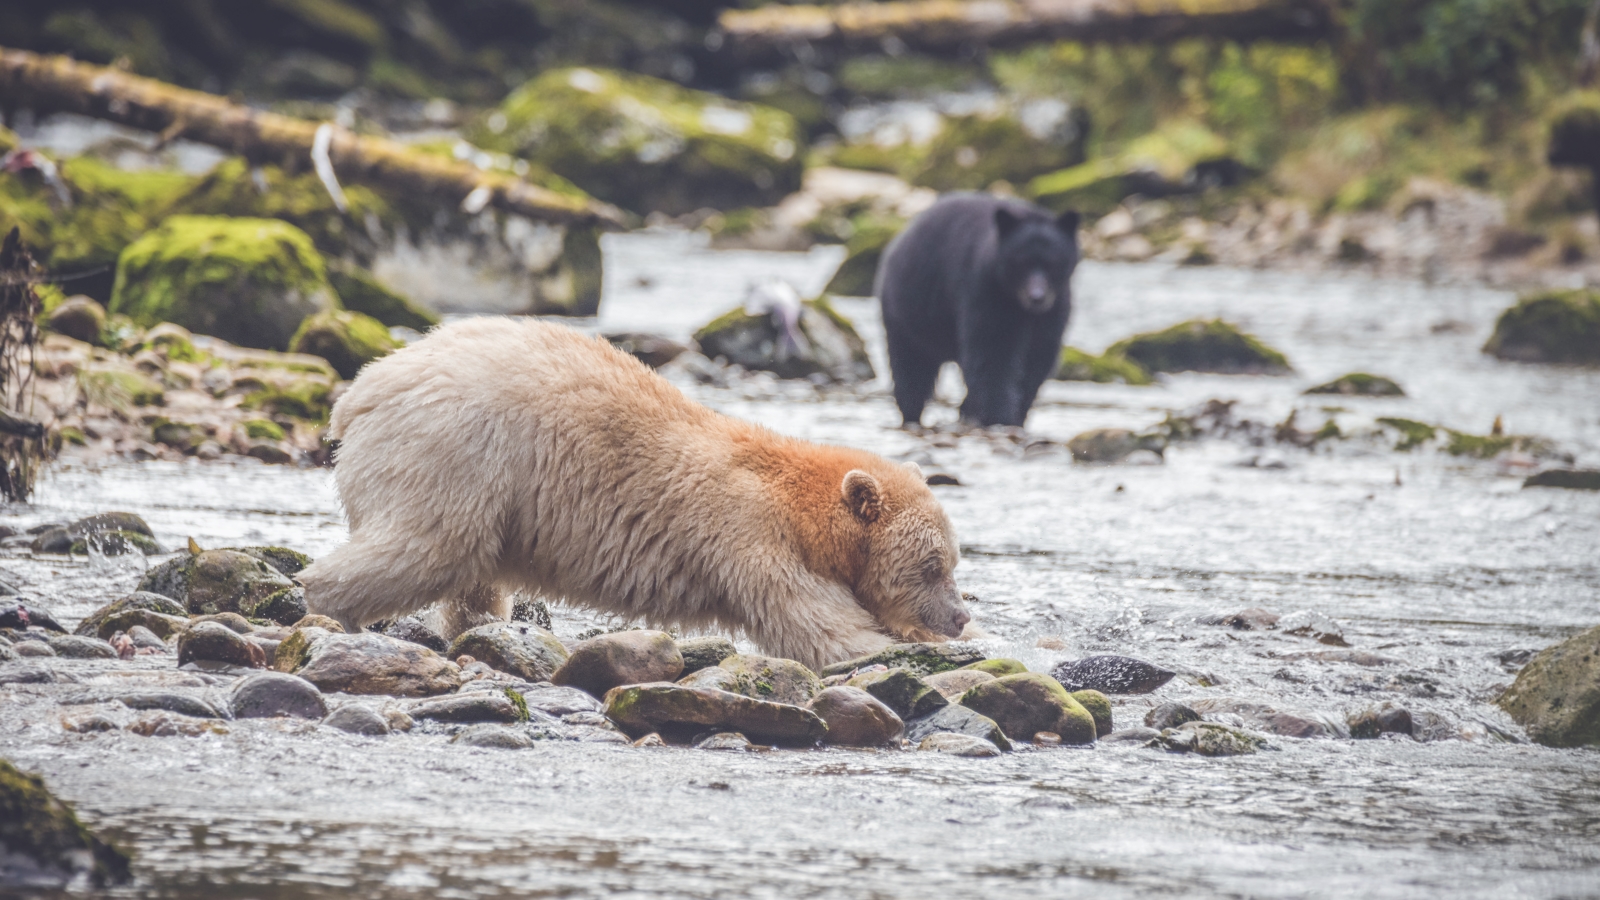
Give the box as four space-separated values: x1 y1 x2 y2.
716 0 1334 64
0 48 626 230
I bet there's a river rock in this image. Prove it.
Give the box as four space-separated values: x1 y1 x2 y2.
517 685 605 717
923 668 995 700
694 731 756 751
383 617 449 653
46 294 106 344
679 666 739 691
113 690 222 719
125 712 229 737
1146 702 1202 731
602 682 827 746
716 653 822 706
847 667 947 720
1349 705 1415 739
229 672 327 719
44 635 117 660
453 724 533 749
288 309 401 380
1071 689 1113 736
1156 721 1273 756
553 631 683 698
449 622 569 683
286 632 463 697
1107 319 1292 375
821 642 985 678
904 702 1012 751
0 759 132 888
291 615 345 633
1067 428 1167 464
960 673 1097 745
78 595 189 640
1280 649 1400 666
1482 288 1600 365
1050 655 1175 694
1278 610 1348 646
0 600 66 633
1523 469 1600 491
693 291 875 383
125 626 168 651
243 587 307 627
963 658 1028 677
1496 624 1600 747
677 636 738 674
138 549 295 617
323 704 391 736
808 686 904 746
62 712 120 734
407 691 522 724
231 546 312 577
916 733 1003 757
177 621 262 668
0 641 14 662
11 640 54 657
1197 607 1280 630
1305 373 1405 396
1100 726 1163 745
1190 698 1343 739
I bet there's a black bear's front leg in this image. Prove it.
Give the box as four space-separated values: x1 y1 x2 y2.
958 330 1028 428
886 330 943 427
1012 322 1068 426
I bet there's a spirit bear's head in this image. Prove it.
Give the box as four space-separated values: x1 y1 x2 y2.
838 462 970 641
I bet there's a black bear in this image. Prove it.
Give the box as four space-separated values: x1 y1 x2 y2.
876 192 1081 428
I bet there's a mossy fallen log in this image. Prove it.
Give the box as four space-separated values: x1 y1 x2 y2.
716 0 1334 64
0 48 625 230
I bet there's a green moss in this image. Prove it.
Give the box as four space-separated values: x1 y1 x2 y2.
69 530 161 557
150 419 207 452
1305 372 1406 396
1314 418 1343 441
1107 319 1292 375
914 110 1087 192
1445 430 1555 459
0 759 132 887
233 546 312 576
1482 289 1600 365
823 217 903 297
1377 417 1438 450
836 54 985 98
1070 689 1113 737
110 215 337 351
58 426 87 446
1029 120 1234 215
504 687 530 722
242 586 307 626
169 158 392 263
289 309 401 380
242 379 333 423
468 67 804 215
243 419 286 441
1054 347 1154 385
78 368 165 411
963 658 1028 677
325 261 437 332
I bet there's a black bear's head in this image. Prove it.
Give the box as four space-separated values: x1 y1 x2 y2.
993 205 1081 315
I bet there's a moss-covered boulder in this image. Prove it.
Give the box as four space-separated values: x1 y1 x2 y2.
244 587 307 626
288 309 402 380
470 67 803 215
74 591 186 638
1156 721 1272 756
1108 319 1292 375
553 630 684 698
822 216 903 297
677 636 738 674
959 673 1097 745
0 759 132 888
911 102 1089 192
109 216 338 352
447 622 570 683
694 293 874 383
1071 689 1114 737
716 653 822 706
1497 624 1600 748
602 682 827 746
232 546 312 577
1482 289 1600 365
325 261 437 332
44 295 108 346
1054 347 1153 385
1305 373 1405 396
1029 121 1242 217
821 642 986 678
136 549 295 617
847 667 948 720
962 658 1028 677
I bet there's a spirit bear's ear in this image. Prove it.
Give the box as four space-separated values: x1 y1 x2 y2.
902 460 924 479
1056 209 1081 235
842 470 883 524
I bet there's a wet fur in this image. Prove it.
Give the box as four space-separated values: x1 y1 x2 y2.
300 317 967 669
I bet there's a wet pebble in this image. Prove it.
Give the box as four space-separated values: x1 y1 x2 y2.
0 664 73 684
13 640 55 658
452 724 533 749
407 691 521 724
717 653 822 706
517 684 605 717
230 672 327 719
75 592 186 639
125 625 168 651
323 704 391 736
1050 655 1175 694
45 634 119 660
632 732 666 747
808 686 904 746
0 600 65 633
1349 705 1415 739
568 725 631 744
1145 702 1202 731
916 733 1002 757
554 631 684 698
694 732 755 751
178 621 263 669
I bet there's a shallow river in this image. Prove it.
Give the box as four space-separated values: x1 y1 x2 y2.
3 232 1599 898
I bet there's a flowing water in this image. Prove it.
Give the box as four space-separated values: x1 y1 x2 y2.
3 231 1599 898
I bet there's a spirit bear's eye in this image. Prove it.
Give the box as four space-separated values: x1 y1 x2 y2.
921 558 943 582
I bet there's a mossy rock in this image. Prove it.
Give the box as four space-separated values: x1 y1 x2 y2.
1376 417 1438 451
1482 289 1600 365
136 549 295 617
68 530 161 557
242 419 286 442
74 591 186 638
912 104 1088 192
241 378 335 423
677 636 737 674
1054 347 1153 385
449 622 570 683
1443 430 1557 460
962 658 1028 677
1107 319 1291 376
1524 469 1600 491
820 642 986 678
150 419 208 453
836 54 987 99
242 586 308 626
1071 689 1114 737
110 215 338 352
1546 91 1600 168
1305 373 1405 396
0 759 132 888
44 295 108 346
847 667 948 720
232 546 312 577
822 217 903 298
289 309 402 380
717 653 822 706
469 67 803 215
1029 120 1241 217
325 261 437 332
958 672 1097 745
693 295 874 383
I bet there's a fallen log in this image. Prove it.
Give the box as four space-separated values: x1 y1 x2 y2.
716 0 1334 64
0 48 626 230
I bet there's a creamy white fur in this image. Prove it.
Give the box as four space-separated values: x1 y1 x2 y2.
300 317 968 669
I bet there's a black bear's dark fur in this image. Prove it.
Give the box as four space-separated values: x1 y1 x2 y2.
876 192 1081 428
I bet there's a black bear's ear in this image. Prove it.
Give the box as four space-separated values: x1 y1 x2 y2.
994 207 1022 239
841 469 883 524
1056 209 1081 235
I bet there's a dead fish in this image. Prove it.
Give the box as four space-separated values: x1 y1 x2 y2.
1050 655 1175 694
